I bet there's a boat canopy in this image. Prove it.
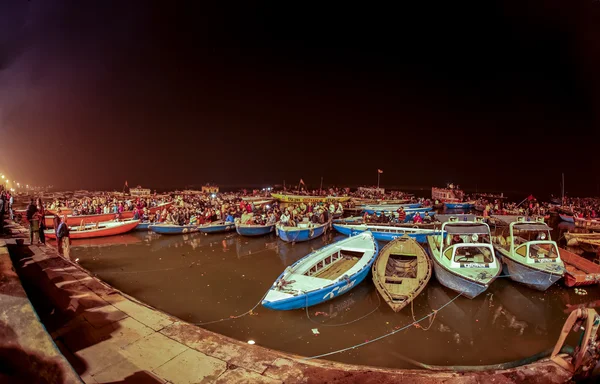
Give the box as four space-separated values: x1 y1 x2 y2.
445 223 490 235
436 214 477 223
512 222 552 232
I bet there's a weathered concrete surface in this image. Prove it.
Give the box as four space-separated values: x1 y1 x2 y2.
0 238 82 384
4 220 576 383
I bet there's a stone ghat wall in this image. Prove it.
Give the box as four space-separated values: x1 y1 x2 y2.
2 221 574 383
0 239 82 384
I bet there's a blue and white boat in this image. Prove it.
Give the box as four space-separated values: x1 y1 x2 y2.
235 222 276 237
369 210 435 223
361 203 422 212
426 217 501 299
491 216 564 291
262 232 379 310
198 220 236 234
363 206 430 215
135 222 153 231
276 221 329 243
333 223 444 244
332 216 364 224
444 201 476 209
149 223 200 235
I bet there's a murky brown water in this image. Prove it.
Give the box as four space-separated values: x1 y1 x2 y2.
68 216 600 369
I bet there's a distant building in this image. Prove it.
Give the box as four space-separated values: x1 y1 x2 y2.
201 184 219 193
130 186 151 197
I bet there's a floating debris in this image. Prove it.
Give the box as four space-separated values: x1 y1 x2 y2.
311 328 320 335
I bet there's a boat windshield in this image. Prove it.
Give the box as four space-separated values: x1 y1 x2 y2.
528 242 559 260
453 245 494 264
514 229 551 243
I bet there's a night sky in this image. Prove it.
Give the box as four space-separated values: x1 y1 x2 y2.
1 1 599 196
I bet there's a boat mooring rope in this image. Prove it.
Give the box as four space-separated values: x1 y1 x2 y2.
305 291 382 327
302 290 464 360
193 289 270 326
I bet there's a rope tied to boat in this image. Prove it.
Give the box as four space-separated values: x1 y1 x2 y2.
410 294 437 331
304 290 381 327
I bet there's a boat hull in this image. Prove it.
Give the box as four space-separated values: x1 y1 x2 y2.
444 202 475 209
499 255 562 291
430 256 489 299
276 223 328 243
150 224 199 235
262 233 379 310
271 193 350 204
45 220 140 239
135 222 152 231
333 223 443 244
198 222 236 233
262 266 372 310
559 214 575 223
43 202 173 228
236 224 276 237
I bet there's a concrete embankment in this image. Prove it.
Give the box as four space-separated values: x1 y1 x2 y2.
1 220 574 383
0 236 81 383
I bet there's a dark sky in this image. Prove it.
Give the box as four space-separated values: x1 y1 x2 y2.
1 1 599 196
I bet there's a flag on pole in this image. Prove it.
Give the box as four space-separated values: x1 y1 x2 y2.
378 169 383 174
527 194 535 201
125 180 128 187
300 179 306 186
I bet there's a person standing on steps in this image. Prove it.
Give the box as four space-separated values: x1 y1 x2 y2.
25 199 38 245
0 193 5 235
56 215 71 259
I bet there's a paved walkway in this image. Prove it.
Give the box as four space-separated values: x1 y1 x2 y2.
0 236 81 383
2 220 574 383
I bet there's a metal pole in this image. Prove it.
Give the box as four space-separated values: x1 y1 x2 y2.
319 177 323 195
377 172 380 189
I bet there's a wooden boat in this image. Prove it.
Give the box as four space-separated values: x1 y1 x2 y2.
276 221 329 243
559 213 575 223
372 236 432 312
432 185 465 203
361 203 422 212
198 220 236 234
426 217 501 299
44 219 140 240
574 217 600 228
261 231 379 310
559 247 600 287
491 216 565 291
444 201 476 209
42 202 173 228
565 232 600 247
149 223 199 235
333 223 443 244
235 222 276 237
270 193 350 204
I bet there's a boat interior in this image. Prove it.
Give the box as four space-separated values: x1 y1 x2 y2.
385 254 418 282
304 249 363 280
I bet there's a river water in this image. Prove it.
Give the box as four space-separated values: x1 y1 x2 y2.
69 216 600 369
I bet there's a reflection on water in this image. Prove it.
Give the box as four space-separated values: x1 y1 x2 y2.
72 226 600 369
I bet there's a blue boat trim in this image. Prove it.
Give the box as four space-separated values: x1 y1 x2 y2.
236 223 276 237
333 223 445 244
262 233 380 310
149 224 199 235
199 222 236 233
276 222 329 243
